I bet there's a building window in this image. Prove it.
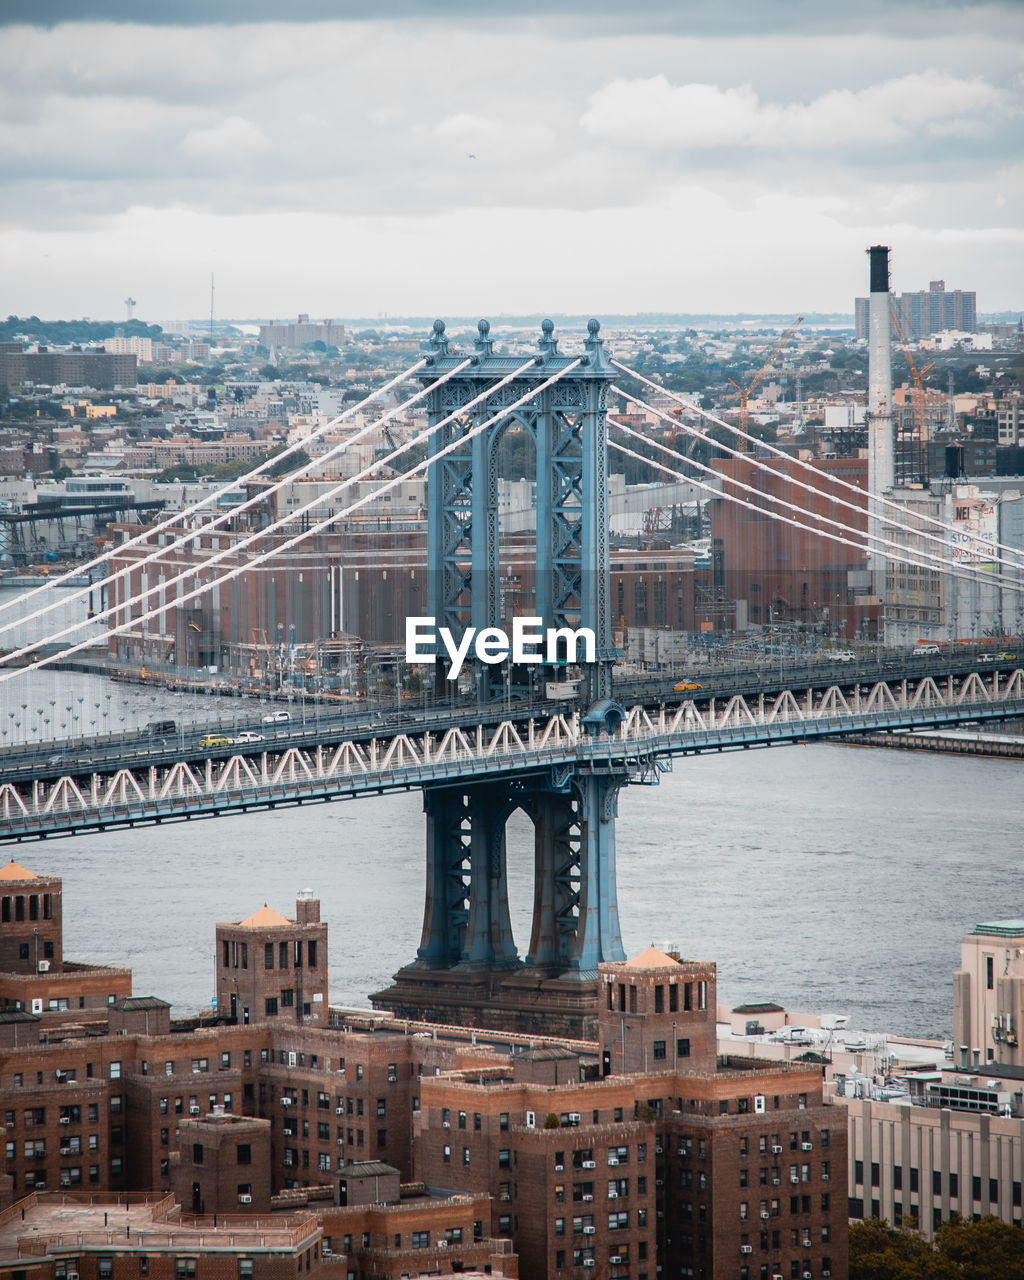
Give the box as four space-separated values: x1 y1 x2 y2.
653 1041 666 1060
265 997 278 1016
175 1261 197 1280
411 1232 430 1249
677 1038 690 1058
265 944 274 969
281 989 294 1008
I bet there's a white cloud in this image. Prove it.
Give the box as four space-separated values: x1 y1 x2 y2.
180 115 270 160
580 69 1013 150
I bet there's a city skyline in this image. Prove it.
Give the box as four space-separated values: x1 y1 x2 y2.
0 1 1021 320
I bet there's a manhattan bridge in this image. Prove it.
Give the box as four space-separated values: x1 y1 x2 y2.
0 316 1021 1030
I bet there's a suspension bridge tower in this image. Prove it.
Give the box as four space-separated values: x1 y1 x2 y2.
372 318 631 1037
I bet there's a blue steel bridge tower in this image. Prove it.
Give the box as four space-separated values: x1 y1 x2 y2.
372 319 630 1036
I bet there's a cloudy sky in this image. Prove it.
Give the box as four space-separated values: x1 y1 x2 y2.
1 0 1021 325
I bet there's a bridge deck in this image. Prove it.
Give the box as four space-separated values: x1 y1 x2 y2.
0 667 1020 843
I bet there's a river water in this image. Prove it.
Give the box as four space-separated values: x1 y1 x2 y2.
0 589 1021 1040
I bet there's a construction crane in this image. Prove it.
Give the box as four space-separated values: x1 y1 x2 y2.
890 305 935 484
726 316 803 452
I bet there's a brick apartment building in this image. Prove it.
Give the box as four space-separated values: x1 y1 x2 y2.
0 866 848 1280
0 860 131 1033
215 896 328 1028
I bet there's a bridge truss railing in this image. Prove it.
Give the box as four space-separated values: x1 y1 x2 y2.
1 668 1021 843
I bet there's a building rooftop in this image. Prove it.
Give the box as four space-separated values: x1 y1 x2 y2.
621 945 682 969
0 1195 320 1262
339 1161 400 1180
236 905 292 928
0 859 38 881
971 920 1024 937
112 996 170 1011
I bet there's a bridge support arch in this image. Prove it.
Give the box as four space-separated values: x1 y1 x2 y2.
371 320 625 1036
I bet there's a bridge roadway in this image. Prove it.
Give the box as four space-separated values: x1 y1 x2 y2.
0 652 1021 843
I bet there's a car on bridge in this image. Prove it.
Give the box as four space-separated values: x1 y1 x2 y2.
198 734 230 749
673 680 703 691
912 645 941 656
233 731 265 744
261 710 291 724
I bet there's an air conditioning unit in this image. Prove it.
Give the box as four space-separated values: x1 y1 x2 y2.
583 1194 593 1202
189 1106 200 1115
802 1142 813 1151
822 1172 829 1181
282 1097 293 1106
583 1261 595 1268
655 1179 664 1188
336 1106 344 1114
37 961 50 973
608 1190 617 1199
772 1177 780 1185
804 1272 813 1278
60 1116 70 1125
336 1139 344 1146
771 1144 782 1154
656 1145 663 1155
609 1158 619 1167
582 1160 596 1169
555 1164 563 1172
823 1272 831 1277
740 1246 753 1254
760 1210 770 1219
610 1258 622 1266
239 1195 252 1204
568 1113 581 1123
67 1272 80 1280
583 1226 595 1235
791 1174 800 1183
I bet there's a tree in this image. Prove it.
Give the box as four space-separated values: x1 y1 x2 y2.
266 447 311 479
850 1215 1024 1280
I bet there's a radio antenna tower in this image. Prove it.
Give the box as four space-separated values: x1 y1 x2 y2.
209 273 215 343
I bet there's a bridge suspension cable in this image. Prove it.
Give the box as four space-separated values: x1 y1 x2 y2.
0 359 438 628
0 359 582 684
0 356 475 644
0 354 538 669
612 388 1024 594
611 358 1024 571
609 420 1024 597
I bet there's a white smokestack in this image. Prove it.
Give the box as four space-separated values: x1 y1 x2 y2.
867 245 894 589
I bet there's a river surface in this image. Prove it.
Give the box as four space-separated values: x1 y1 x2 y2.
0 589 1021 1041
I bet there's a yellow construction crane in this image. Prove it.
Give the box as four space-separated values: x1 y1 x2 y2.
890 305 935 482
726 316 803 452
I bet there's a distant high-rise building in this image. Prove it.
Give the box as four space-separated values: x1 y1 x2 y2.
855 278 977 341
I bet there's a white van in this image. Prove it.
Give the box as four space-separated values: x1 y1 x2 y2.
261 710 291 724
